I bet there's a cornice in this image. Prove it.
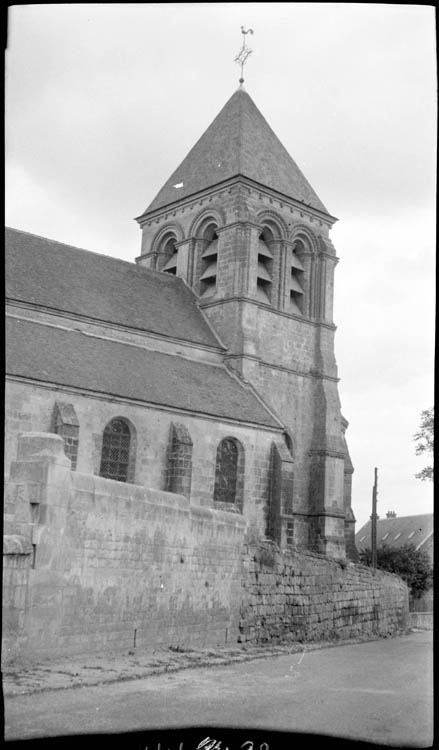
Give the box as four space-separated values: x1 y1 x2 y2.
136 180 239 226
6 375 284 434
136 175 337 229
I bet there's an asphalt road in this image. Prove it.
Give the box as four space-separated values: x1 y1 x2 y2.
4 631 433 747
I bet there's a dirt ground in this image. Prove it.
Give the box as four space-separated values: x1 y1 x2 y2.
2 630 416 697
3 630 433 747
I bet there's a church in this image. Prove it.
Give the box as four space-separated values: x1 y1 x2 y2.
5 83 397 664
6 84 356 559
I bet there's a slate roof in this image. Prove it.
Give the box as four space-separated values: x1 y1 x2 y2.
355 514 433 552
5 227 220 349
141 87 328 216
6 317 281 429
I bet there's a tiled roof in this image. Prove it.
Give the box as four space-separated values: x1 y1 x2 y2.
5 227 220 349
355 513 433 552
141 87 328 216
6 317 281 429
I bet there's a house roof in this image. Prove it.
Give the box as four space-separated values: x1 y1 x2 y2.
140 87 329 216
5 227 221 349
6 317 281 429
355 513 433 552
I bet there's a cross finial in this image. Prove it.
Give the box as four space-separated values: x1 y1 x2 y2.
234 26 254 85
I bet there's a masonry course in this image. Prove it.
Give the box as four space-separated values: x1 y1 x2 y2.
238 542 408 644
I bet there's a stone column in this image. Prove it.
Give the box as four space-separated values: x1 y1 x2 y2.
279 240 290 311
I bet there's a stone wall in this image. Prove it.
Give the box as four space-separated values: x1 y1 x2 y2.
5 380 280 539
239 541 409 644
3 434 409 666
2 433 246 664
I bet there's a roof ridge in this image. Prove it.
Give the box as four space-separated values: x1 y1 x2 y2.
5 226 130 266
378 513 433 520
5 226 187 283
6 317 281 429
6 228 221 347
360 513 433 521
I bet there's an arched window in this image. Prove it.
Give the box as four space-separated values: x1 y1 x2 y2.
199 222 219 297
158 234 178 274
289 239 305 314
166 422 193 499
213 437 244 512
99 418 131 482
257 226 275 304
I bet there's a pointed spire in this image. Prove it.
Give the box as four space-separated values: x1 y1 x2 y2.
140 88 329 217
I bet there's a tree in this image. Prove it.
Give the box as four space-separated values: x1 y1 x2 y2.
414 407 434 481
360 544 433 599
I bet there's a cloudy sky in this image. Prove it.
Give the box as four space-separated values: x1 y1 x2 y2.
6 4 435 531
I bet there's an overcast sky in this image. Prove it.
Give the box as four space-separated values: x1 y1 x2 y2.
5 4 435 531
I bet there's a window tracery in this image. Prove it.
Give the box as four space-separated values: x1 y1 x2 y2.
99 418 132 482
213 437 244 512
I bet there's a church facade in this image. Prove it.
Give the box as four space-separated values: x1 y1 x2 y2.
5 86 356 562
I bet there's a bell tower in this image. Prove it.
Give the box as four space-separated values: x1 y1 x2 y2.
135 85 355 559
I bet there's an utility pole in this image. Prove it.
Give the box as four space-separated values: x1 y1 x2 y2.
371 467 378 569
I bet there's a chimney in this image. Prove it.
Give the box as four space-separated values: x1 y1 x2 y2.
386 511 397 518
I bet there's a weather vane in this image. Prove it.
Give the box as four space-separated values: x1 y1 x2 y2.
234 26 254 85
